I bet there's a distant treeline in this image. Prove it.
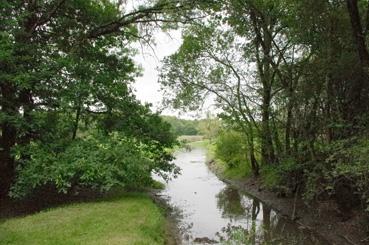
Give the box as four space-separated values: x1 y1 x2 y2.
161 116 199 136
162 116 222 141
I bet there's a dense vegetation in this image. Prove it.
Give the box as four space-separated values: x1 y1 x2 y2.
2 0 369 237
162 115 223 138
160 0 369 215
0 0 215 199
162 115 199 136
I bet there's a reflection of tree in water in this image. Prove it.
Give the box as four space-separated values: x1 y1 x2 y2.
216 191 325 245
216 199 263 244
250 199 260 244
163 201 195 242
260 207 325 245
216 224 253 245
216 186 247 219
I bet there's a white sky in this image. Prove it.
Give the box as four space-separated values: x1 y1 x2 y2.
133 29 182 110
124 0 214 119
132 29 214 119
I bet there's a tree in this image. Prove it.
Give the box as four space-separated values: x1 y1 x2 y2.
0 0 203 198
160 20 262 175
162 116 199 136
159 0 369 210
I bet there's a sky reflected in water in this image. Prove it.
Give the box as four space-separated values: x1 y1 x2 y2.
156 147 327 245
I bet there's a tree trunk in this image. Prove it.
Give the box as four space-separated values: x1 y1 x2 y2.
346 0 369 126
347 0 369 67
261 81 275 165
259 13 276 166
72 105 81 140
262 206 271 242
18 89 34 156
0 83 18 198
0 5 37 198
249 142 259 176
285 100 292 154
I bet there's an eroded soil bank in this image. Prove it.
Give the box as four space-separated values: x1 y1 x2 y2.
207 159 369 245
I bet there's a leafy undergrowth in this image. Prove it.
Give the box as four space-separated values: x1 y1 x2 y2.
222 163 251 179
149 180 166 190
202 140 251 180
210 157 251 180
0 193 166 245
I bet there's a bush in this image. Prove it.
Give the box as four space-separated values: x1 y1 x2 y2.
214 130 248 169
261 158 304 196
10 133 174 198
321 138 369 209
263 137 369 208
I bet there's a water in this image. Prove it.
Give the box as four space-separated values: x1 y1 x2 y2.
156 147 327 245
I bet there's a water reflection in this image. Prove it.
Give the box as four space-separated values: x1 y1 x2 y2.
216 187 247 220
216 186 324 244
156 148 327 245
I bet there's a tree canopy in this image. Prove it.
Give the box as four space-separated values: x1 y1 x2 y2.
3 0 369 220
160 0 369 209
0 0 208 198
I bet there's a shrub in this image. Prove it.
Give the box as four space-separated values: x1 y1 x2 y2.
322 138 369 210
261 158 304 196
10 133 174 198
214 130 248 169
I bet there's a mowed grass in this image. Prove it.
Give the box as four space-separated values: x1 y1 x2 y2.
0 193 165 245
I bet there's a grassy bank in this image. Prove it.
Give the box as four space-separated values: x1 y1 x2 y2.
188 139 209 148
198 140 251 179
177 135 204 143
191 139 251 180
0 193 166 245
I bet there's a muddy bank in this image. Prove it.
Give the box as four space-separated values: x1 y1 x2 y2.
207 160 369 245
149 190 183 245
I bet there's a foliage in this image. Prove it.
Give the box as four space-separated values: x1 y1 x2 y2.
197 116 222 141
261 158 303 196
149 180 166 190
0 193 166 245
0 0 194 198
302 137 369 205
10 132 176 199
159 0 369 213
203 129 251 179
215 130 248 169
162 116 199 136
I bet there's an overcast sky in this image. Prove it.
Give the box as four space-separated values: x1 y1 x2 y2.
132 29 213 119
133 30 181 110
124 0 215 119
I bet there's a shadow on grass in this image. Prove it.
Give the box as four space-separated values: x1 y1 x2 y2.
0 186 144 221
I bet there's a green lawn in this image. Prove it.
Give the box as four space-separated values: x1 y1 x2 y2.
0 193 166 245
